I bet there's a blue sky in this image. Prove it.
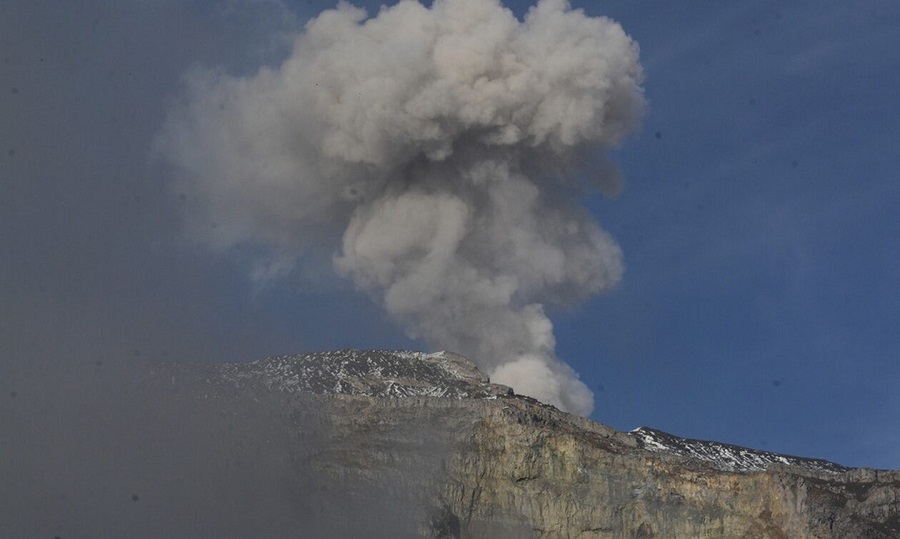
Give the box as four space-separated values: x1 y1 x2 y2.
560 0 900 468
2 0 898 469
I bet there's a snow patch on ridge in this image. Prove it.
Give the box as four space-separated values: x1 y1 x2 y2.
218 349 512 401
629 427 848 474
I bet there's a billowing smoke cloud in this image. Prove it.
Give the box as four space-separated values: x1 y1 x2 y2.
156 0 644 415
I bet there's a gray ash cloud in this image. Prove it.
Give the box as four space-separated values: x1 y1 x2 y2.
156 0 644 414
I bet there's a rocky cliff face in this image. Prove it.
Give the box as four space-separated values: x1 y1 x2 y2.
198 350 900 538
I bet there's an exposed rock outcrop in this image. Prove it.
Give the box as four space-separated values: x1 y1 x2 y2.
198 349 900 538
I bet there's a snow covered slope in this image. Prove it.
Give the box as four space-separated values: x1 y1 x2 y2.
629 426 848 473
218 349 513 400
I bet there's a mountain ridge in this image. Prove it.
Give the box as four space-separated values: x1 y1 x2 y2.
218 349 855 474
202 348 900 537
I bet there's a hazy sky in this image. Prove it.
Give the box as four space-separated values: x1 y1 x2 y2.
3 0 899 472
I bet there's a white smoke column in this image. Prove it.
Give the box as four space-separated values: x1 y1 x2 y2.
156 0 644 415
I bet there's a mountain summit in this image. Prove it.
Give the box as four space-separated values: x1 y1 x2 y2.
204 349 900 538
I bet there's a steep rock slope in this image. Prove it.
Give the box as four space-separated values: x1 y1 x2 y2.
210 350 900 538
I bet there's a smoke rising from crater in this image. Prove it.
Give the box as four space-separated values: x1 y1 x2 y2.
156 0 644 415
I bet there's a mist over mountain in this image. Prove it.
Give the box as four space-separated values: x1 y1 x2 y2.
4 3 899 537
5 350 898 538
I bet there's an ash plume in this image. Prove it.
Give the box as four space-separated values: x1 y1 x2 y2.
156 0 644 415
